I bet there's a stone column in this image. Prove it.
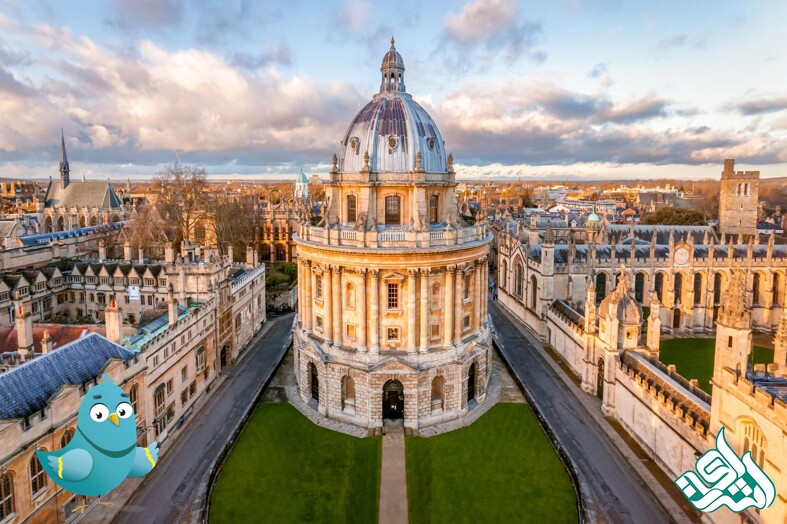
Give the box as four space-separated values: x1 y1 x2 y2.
358 269 367 351
443 266 455 347
304 261 313 332
474 262 482 330
297 260 303 325
419 268 429 352
333 266 343 347
370 270 379 354
407 269 417 353
454 267 464 343
324 267 333 344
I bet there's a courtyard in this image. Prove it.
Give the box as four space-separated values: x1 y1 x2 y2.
406 403 579 524
659 338 774 394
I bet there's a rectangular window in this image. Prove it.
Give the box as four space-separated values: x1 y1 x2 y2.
387 283 399 310
189 381 196 397
387 327 400 341
347 195 357 222
154 386 166 416
464 274 472 300
346 323 355 339
315 274 323 300
166 379 174 396
196 347 205 371
429 194 439 223
181 366 188 382
315 315 324 333
385 195 401 225
97 294 106 305
463 315 471 331
181 390 188 405
728 336 733 348
166 403 175 422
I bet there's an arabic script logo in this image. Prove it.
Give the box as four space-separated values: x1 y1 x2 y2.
675 427 775 513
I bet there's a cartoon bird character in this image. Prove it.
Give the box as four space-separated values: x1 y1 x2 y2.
36 375 158 511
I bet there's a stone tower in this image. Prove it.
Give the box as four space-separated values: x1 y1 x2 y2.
718 159 759 238
712 270 751 384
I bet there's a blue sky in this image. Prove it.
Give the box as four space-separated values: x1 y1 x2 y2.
1 0 786 181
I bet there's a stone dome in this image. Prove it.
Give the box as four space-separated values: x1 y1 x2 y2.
337 39 447 174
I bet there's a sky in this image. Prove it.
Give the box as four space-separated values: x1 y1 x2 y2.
1 0 786 182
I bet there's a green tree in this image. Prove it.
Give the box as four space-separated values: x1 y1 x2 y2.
641 207 707 226
281 262 298 282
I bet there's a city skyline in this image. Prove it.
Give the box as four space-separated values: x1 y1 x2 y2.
1 0 786 181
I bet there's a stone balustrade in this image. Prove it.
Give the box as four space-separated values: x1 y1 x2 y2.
297 222 489 250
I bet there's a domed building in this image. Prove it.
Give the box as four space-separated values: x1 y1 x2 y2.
293 39 492 430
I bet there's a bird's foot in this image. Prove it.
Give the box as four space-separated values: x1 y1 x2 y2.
71 504 88 514
97 501 115 508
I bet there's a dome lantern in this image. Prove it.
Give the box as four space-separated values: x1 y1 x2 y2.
380 36 405 94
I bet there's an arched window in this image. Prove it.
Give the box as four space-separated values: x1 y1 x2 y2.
752 273 761 305
530 275 538 309
30 453 47 495
674 273 683 305
774 273 783 306
195 224 205 241
347 195 357 222
428 194 439 223
384 195 401 225
514 262 524 298
464 273 472 300
713 272 723 304
431 376 445 413
315 274 323 300
0 473 13 520
740 420 767 468
595 273 606 304
634 273 645 303
431 282 440 309
60 428 74 449
129 384 139 414
345 282 355 308
308 362 319 402
341 375 355 414
500 261 507 290
235 312 242 330
693 273 703 305
655 273 664 303
467 363 476 403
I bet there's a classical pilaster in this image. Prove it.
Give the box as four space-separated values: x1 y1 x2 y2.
324 266 333 344
304 260 313 332
407 269 417 353
473 262 482 330
333 266 343 347
358 268 367 351
443 266 455 347
454 266 464 344
369 269 379 354
419 268 429 352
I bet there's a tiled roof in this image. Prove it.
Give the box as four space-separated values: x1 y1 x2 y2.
0 333 135 420
44 180 123 209
0 325 105 354
605 224 716 244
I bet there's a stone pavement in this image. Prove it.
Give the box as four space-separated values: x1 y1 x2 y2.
378 422 408 524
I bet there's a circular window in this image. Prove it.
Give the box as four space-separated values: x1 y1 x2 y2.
388 136 398 150
350 137 359 151
427 137 435 151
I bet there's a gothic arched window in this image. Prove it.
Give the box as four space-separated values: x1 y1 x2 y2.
30 453 47 495
713 272 723 304
0 473 13 520
655 273 664 303
693 273 703 305
595 273 606 304
752 273 761 305
740 420 767 468
514 262 524 298
530 275 538 309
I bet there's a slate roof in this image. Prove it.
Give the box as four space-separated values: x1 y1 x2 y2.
605 224 716 244
0 333 136 420
44 180 123 209
19 222 124 246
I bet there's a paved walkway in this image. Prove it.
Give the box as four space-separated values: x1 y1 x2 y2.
378 422 408 524
101 313 294 524
490 301 677 524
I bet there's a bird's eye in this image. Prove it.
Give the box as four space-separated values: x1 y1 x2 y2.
115 402 133 419
90 404 109 422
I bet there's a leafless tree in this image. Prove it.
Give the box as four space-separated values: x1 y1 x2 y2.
153 164 208 244
208 192 259 260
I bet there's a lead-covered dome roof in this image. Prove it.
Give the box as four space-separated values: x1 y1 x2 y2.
337 39 447 174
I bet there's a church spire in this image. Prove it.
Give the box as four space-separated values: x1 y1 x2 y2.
59 128 70 188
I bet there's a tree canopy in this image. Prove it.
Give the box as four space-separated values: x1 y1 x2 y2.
641 207 707 226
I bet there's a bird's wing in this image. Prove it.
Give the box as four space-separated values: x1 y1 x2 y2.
46 449 93 482
127 443 158 478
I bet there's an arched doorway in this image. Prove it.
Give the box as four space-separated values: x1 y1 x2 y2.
382 379 404 420
467 363 476 403
673 309 681 330
596 358 605 399
309 363 319 402
220 344 229 367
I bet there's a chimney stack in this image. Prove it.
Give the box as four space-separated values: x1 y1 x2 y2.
138 247 144 264
41 330 53 354
168 284 178 325
104 296 123 344
15 301 33 360
246 245 255 268
98 239 106 261
165 243 175 264
124 241 132 261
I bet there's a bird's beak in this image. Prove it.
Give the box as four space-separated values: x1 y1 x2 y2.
109 413 120 426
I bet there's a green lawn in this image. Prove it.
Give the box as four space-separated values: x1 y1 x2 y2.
659 338 774 394
406 403 578 524
209 403 381 524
